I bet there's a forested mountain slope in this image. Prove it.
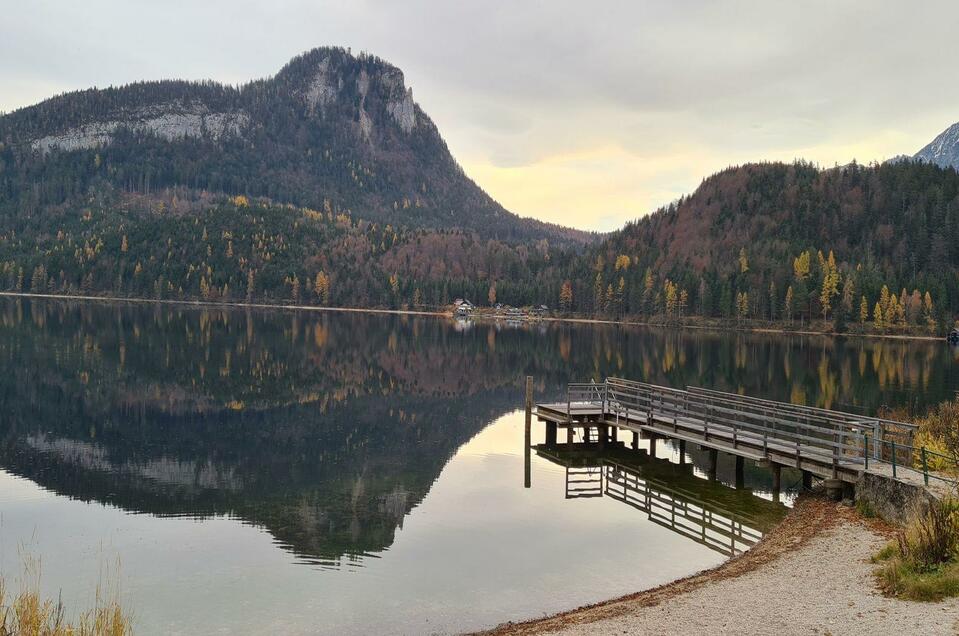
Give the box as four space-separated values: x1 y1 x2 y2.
0 46 588 245
575 160 959 328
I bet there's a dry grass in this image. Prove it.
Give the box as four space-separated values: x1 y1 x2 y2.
0 557 132 636
874 500 959 601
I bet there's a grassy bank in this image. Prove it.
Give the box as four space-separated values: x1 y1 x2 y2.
873 500 959 601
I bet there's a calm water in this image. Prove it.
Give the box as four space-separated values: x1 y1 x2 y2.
1 298 957 634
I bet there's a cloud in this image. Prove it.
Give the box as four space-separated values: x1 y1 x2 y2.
2 1 958 230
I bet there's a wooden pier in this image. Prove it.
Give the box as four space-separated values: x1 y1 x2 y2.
530 377 939 498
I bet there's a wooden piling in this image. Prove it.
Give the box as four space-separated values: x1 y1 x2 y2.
632 431 639 450
679 439 687 464
771 463 781 500
708 448 718 481
735 456 745 489
649 436 657 458
524 375 532 488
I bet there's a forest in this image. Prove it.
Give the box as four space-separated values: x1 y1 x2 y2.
1 159 957 336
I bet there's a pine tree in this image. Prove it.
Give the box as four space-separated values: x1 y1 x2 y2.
593 272 605 313
246 269 255 303
784 286 794 323
859 296 868 325
873 302 884 331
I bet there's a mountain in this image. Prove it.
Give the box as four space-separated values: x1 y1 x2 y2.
0 47 587 245
566 160 959 327
914 122 959 169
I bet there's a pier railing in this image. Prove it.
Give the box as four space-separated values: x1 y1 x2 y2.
562 377 956 486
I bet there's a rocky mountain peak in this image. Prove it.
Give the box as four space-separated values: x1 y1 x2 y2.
914 121 959 169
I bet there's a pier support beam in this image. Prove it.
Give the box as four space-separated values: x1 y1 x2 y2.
735 456 745 489
649 436 657 459
610 426 618 443
598 424 608 448
707 449 718 481
567 426 574 444
632 431 639 450
771 463 782 502
679 440 686 465
545 422 557 447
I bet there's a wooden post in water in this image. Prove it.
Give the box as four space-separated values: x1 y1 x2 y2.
707 448 718 481
679 439 687 465
771 463 782 502
735 456 745 489
632 431 639 450
524 375 532 488
649 435 657 458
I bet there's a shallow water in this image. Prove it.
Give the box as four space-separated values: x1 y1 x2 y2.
0 298 954 634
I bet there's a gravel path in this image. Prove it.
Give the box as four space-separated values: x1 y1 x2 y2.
483 498 959 636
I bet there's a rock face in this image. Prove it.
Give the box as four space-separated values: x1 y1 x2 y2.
32 105 249 153
914 122 959 169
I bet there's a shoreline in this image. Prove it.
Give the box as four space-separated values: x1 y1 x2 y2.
479 497 957 635
0 291 945 343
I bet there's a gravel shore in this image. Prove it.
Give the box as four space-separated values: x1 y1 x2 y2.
482 497 959 635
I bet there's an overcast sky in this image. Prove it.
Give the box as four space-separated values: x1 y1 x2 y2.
3 1 958 231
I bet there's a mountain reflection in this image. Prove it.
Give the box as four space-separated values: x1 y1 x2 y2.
0 298 956 564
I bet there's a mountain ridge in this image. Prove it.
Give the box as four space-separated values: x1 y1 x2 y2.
0 46 592 245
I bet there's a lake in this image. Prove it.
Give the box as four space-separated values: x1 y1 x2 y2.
0 297 956 635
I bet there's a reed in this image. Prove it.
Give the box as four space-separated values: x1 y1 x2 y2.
0 557 132 636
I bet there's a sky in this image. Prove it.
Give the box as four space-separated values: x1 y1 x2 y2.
3 1 959 232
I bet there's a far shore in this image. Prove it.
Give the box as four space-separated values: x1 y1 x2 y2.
0 291 945 343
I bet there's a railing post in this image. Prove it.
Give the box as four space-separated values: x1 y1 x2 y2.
603 379 609 416
922 447 929 486
863 433 869 470
891 439 897 478
566 385 571 424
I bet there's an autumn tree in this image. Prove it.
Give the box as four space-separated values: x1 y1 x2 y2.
314 270 330 305
559 280 574 311
819 250 840 320
924 292 936 329
642 269 655 315
859 295 868 325
488 281 497 306
873 302 884 331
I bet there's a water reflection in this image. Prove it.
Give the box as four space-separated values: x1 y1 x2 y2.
532 442 789 558
0 297 957 568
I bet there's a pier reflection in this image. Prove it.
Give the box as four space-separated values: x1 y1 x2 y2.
533 441 789 557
